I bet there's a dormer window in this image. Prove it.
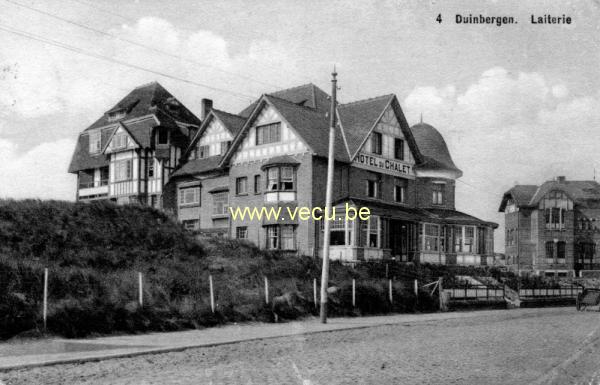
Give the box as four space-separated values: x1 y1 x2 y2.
88 131 101 154
157 127 169 145
107 109 126 122
256 123 281 145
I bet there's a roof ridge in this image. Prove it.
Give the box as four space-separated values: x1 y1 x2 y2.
265 94 328 114
212 108 245 119
269 83 315 94
339 94 394 108
134 81 160 90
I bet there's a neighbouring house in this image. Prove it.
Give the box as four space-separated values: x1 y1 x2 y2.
68 82 205 207
499 176 600 276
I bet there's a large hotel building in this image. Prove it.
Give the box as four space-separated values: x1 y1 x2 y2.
69 80 497 264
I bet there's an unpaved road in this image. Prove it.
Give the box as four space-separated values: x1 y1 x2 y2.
3 308 600 384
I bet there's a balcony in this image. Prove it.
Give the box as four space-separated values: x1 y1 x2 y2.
78 179 109 198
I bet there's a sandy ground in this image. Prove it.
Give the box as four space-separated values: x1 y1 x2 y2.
2 308 600 384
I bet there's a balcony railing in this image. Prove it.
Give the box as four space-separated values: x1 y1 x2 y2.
79 179 108 189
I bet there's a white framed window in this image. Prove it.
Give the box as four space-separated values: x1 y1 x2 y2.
179 186 200 206
236 226 248 239
367 178 381 199
197 145 209 159
454 226 463 252
212 192 229 215
432 183 444 205
265 166 295 191
115 160 132 181
256 123 281 145
394 178 406 203
254 175 262 194
266 225 296 250
112 133 128 150
89 132 101 154
423 223 440 252
464 226 475 253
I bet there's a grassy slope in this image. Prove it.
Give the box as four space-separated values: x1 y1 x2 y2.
0 199 509 339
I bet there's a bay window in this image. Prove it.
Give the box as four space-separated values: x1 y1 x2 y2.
264 166 296 202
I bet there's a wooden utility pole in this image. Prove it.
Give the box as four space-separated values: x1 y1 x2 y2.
320 67 338 324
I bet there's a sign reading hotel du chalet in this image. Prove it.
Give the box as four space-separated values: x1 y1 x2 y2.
353 152 415 178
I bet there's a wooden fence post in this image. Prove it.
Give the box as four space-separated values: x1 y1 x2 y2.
313 278 317 308
209 274 215 313
352 279 356 307
138 272 143 307
43 268 48 332
264 276 269 304
438 277 444 311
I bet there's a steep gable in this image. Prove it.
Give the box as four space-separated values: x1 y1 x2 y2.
239 83 330 117
227 97 311 165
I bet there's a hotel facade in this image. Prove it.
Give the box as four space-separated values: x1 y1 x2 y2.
69 81 497 264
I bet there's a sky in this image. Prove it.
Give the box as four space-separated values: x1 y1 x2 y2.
1 0 600 252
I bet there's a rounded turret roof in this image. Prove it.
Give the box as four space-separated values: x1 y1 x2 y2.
410 122 462 177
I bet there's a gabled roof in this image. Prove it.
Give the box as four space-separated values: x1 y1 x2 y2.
212 109 246 135
337 94 394 157
69 82 201 173
529 180 600 206
410 122 462 177
499 180 600 212
498 185 538 211
85 82 201 132
171 156 223 178
239 83 330 117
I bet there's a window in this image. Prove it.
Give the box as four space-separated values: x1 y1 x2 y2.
424 224 440 251
367 179 381 199
112 134 127 149
394 138 404 160
256 123 281 145
89 132 101 154
454 226 463 252
197 145 209 159
147 159 154 178
368 216 379 247
220 141 231 154
464 227 475 253
108 110 126 122
266 225 279 249
179 187 200 206
236 177 248 195
394 178 406 203
254 175 261 194
371 132 382 155
281 225 295 250
432 183 444 205
557 241 566 261
545 207 565 229
182 219 198 231
157 128 168 145
326 215 346 245
265 166 295 191
212 192 229 215
99 167 109 186
115 160 132 181
546 241 554 259
236 226 248 239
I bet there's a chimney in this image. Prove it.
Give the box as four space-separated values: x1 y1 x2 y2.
557 176 566 183
200 98 213 120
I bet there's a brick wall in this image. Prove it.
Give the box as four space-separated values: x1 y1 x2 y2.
414 177 456 210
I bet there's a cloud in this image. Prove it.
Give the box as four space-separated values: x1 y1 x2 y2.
403 67 600 252
0 138 76 200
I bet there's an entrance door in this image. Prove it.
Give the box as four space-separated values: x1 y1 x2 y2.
390 220 409 262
